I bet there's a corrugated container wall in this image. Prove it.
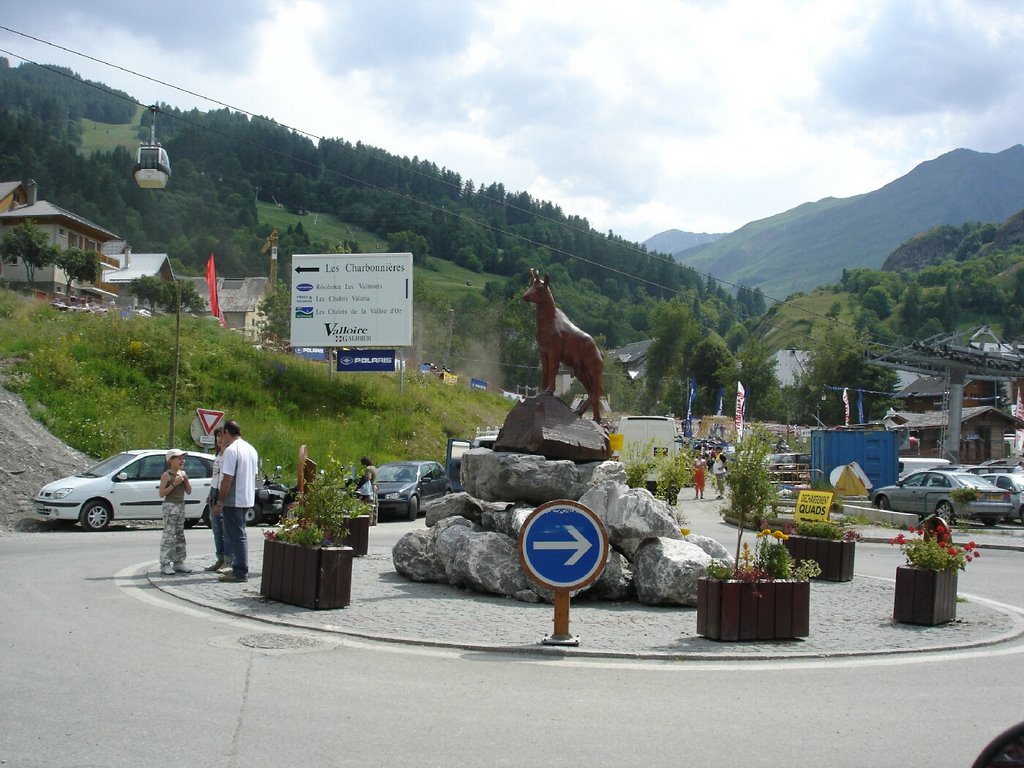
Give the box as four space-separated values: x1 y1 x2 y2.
811 430 898 491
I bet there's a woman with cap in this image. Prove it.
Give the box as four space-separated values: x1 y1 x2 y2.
159 449 193 576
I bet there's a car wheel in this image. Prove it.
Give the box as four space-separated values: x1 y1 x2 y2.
79 500 112 531
1019 506 1024 524
406 495 420 521
201 506 211 527
875 495 890 510
245 507 262 527
936 500 956 524
184 518 197 529
983 517 998 527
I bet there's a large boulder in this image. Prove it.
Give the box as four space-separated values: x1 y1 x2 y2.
441 529 532 597
493 393 611 461
461 449 620 504
580 481 682 559
632 537 712 606
684 533 735 565
424 492 511 527
392 528 447 583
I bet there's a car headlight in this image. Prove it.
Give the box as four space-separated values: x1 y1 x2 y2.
52 488 75 499
384 493 400 500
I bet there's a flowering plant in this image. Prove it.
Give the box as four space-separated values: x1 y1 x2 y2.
706 528 821 582
889 525 980 572
264 457 364 547
788 519 862 542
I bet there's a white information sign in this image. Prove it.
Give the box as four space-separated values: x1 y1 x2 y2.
289 253 413 347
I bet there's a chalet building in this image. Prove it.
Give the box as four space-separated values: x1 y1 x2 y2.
0 180 122 301
896 374 1005 412
183 275 270 336
884 406 1023 463
102 251 176 309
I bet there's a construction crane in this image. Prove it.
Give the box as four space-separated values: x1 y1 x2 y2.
261 228 279 284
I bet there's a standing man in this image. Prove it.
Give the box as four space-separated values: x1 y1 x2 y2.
215 420 258 583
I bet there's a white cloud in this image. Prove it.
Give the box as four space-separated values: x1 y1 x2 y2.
3 0 1022 241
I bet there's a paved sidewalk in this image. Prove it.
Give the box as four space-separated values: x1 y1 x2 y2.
147 497 1024 660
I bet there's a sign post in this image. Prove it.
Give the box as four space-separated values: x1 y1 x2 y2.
190 408 224 448
517 500 609 646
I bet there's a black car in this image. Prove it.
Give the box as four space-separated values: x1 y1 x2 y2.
375 461 451 521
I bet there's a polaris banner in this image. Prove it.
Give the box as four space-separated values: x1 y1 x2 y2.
336 349 396 372
470 378 488 390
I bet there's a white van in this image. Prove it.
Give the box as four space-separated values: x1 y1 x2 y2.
611 416 679 489
897 457 950 478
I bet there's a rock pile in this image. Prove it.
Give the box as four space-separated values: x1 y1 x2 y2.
392 449 733 605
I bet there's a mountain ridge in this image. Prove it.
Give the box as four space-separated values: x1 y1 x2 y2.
669 145 1024 298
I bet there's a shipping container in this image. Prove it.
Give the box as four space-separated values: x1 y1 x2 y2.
811 429 898 492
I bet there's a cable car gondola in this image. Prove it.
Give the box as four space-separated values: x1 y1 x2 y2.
133 105 171 189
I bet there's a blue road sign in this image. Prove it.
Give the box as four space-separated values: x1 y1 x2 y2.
518 501 608 590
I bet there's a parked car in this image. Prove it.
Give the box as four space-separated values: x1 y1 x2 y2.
870 470 1011 526
980 473 1024 523
965 462 1019 476
33 449 214 531
375 460 451 521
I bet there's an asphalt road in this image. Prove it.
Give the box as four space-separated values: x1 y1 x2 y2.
3 521 1024 767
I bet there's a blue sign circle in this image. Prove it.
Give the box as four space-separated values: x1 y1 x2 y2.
518 501 608 589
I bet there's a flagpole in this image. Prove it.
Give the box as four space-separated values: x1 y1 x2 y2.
168 280 181 448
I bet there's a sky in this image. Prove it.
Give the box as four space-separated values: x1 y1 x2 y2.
2 1 1023 243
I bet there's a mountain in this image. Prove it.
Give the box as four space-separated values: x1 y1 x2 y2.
672 145 1024 299
643 229 724 255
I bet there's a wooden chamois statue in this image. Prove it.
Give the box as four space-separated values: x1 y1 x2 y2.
522 268 604 421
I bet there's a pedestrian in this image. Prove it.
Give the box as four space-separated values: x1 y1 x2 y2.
356 456 378 525
712 452 728 499
214 420 258 583
159 449 193 575
693 452 706 500
204 427 232 572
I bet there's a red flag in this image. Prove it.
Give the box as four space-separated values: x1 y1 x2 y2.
205 254 225 328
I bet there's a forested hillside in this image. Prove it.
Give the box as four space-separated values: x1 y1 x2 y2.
0 58 770 417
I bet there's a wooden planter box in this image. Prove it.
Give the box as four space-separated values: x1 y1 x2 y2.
341 514 370 557
893 566 957 625
696 578 810 641
784 535 855 582
260 538 353 609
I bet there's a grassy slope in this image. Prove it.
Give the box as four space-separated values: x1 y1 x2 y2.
79 105 145 155
0 289 512 474
757 290 857 351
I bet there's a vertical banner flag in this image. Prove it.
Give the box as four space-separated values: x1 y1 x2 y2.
857 388 864 425
735 381 745 440
716 386 724 416
684 377 697 437
843 388 850 426
1015 385 1024 453
205 254 226 328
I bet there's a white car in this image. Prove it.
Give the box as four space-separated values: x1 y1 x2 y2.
34 449 214 531
980 473 1024 523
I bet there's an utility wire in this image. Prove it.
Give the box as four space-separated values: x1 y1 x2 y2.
0 25 905 359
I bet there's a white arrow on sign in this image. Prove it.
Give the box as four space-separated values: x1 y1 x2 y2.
532 525 592 566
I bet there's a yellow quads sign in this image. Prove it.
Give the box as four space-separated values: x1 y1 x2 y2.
794 490 834 523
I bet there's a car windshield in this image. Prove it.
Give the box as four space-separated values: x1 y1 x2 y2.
79 453 134 478
953 474 997 489
377 465 418 483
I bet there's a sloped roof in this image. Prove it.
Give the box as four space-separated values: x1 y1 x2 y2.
0 181 23 208
0 200 119 241
885 405 1023 429
183 276 269 313
897 375 946 397
103 253 174 283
